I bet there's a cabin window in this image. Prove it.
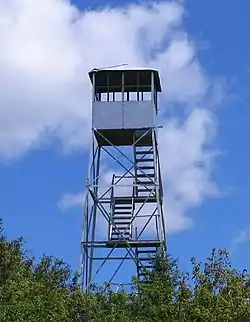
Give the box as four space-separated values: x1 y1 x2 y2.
93 71 157 106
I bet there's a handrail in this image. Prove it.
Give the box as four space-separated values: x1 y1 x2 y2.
111 173 115 202
156 148 164 202
131 181 136 240
109 174 116 240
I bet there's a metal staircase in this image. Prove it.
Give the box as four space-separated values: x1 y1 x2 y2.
136 246 158 280
107 138 165 281
131 138 161 280
134 145 156 200
110 198 133 241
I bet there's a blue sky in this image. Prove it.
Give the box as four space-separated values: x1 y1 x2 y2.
1 0 250 283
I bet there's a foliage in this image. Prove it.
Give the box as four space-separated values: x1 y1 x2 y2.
1 218 250 321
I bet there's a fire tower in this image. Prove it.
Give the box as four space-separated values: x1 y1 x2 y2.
79 67 166 292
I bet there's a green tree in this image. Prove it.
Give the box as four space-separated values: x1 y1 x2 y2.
0 219 76 321
137 249 250 322
1 217 250 322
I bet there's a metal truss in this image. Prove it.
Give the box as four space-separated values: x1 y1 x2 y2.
79 127 166 293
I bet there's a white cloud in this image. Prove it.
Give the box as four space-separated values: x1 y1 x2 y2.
232 228 250 252
1 0 222 233
160 108 219 232
58 192 84 212
154 36 209 104
0 0 184 159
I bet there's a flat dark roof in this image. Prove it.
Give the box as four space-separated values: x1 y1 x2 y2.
88 67 162 93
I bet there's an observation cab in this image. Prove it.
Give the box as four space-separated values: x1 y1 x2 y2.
89 67 161 146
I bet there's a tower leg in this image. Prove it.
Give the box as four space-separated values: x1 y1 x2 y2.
87 147 101 289
79 141 101 292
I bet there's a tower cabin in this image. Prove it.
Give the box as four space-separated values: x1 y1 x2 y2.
89 67 161 146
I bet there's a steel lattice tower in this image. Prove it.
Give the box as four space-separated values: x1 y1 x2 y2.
79 67 167 292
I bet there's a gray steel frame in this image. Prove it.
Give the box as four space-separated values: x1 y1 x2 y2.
78 127 166 293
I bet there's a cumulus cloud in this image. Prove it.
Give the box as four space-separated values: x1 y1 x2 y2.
160 109 219 232
0 0 184 159
1 0 222 233
154 36 209 104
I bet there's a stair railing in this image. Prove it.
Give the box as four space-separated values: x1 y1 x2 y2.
108 174 116 240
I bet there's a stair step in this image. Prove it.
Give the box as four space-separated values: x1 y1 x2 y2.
112 220 131 224
114 211 131 215
136 158 154 162
112 231 131 234
137 173 155 178
137 250 157 254
114 216 132 219
111 236 131 240
111 235 131 242
113 224 131 228
112 223 130 227
137 180 155 185
137 257 153 261
137 179 155 189
111 236 131 239
112 231 131 235
114 205 132 209
137 166 155 170
136 150 153 155
135 199 157 204
137 191 155 195
113 220 131 224
115 198 132 204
